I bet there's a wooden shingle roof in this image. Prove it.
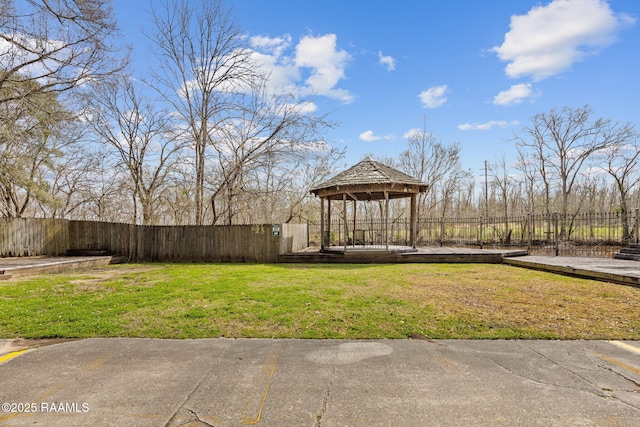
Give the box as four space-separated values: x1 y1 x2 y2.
310 156 428 200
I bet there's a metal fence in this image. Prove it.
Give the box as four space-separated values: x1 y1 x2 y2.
309 210 638 257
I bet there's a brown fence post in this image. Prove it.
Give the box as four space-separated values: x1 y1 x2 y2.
479 216 483 249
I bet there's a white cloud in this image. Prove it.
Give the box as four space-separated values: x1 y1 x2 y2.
458 120 520 131
295 34 353 103
249 50 300 94
419 85 448 108
492 0 635 81
242 33 354 104
403 128 421 139
359 130 393 142
250 34 292 57
493 83 537 106
287 100 317 114
360 130 380 142
378 51 396 71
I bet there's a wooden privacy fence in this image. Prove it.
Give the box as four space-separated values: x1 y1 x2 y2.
0 218 308 262
0 218 69 256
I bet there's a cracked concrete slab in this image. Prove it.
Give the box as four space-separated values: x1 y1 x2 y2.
1 338 639 426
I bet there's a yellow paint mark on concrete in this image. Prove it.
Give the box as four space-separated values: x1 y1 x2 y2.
241 343 283 425
608 340 640 356
333 418 393 426
38 382 70 400
0 349 28 364
0 350 29 421
436 350 461 375
82 353 109 373
39 353 110 401
594 352 640 376
0 413 18 422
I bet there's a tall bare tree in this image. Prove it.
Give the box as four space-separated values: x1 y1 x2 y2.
597 131 640 240
207 82 333 225
490 153 515 243
515 148 542 214
42 141 103 219
234 143 345 224
148 0 256 225
514 105 634 237
398 118 471 217
88 75 185 225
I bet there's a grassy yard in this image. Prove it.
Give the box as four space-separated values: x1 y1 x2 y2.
1 263 639 340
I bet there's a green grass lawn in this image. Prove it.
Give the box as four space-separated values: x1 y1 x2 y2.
1 263 639 340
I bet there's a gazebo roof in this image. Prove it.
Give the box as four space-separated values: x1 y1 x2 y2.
310 156 429 200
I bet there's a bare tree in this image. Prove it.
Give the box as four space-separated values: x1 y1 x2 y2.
398 118 471 217
43 143 103 219
514 105 634 237
490 153 515 243
88 75 185 225
0 0 126 106
157 165 197 225
515 148 541 214
83 157 132 222
206 81 334 225
148 0 256 225
597 130 640 240
239 144 345 224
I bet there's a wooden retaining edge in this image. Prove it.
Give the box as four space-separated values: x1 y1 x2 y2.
278 251 523 264
398 253 504 264
502 258 640 288
0 256 127 279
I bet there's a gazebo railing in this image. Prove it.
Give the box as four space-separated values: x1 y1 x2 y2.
314 217 414 250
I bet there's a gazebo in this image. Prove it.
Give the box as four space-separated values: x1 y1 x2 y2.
310 156 429 252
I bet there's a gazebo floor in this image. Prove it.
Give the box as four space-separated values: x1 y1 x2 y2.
325 245 419 254
279 246 528 264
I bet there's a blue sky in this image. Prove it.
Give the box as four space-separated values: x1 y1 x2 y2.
113 0 640 178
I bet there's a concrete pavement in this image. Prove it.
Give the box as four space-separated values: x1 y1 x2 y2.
503 255 640 287
1 338 640 426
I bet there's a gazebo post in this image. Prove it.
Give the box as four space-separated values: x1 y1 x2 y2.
327 199 331 250
384 191 389 251
343 193 348 251
352 199 357 246
410 193 417 248
320 197 325 251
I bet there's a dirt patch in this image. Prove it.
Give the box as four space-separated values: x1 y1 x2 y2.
67 265 162 289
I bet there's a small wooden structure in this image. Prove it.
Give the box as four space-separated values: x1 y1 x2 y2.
310 157 429 251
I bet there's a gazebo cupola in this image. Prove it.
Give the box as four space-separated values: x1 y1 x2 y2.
310 156 429 252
